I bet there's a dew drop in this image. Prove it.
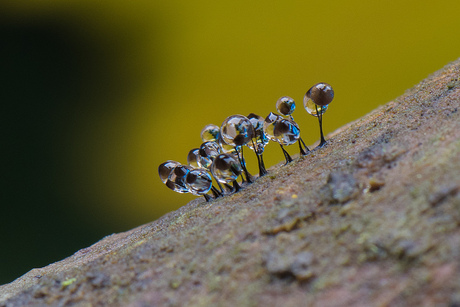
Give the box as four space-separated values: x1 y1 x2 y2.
201 124 220 142
185 169 213 195
304 98 328 117
263 112 282 142
199 141 221 169
306 82 334 106
221 115 255 147
187 148 201 168
211 153 242 184
247 113 269 154
273 118 300 146
304 82 334 147
158 160 181 184
165 165 191 193
276 96 296 116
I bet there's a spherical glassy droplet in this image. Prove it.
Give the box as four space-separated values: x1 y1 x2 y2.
221 115 255 147
211 153 242 184
247 113 264 132
247 113 269 154
263 112 282 142
276 96 296 116
158 160 181 184
306 82 334 106
198 141 221 169
185 169 212 195
187 148 201 168
201 124 220 142
165 165 191 193
273 118 300 146
304 98 329 117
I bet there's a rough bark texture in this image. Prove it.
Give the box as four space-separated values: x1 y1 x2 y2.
1 59 460 307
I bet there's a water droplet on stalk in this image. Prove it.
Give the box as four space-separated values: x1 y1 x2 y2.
304 82 334 147
276 96 296 116
165 164 192 193
158 160 181 184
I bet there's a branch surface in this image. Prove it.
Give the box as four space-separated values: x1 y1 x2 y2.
1 59 460 306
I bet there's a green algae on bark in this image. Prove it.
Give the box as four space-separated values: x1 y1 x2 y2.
1 59 460 306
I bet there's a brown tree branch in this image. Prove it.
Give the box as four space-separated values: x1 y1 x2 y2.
1 59 460 306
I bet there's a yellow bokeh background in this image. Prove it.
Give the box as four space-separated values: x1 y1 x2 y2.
1 0 459 282
6 0 460 223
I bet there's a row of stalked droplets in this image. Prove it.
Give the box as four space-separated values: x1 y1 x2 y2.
158 83 334 202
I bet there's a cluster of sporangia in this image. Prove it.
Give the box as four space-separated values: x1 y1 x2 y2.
158 82 334 202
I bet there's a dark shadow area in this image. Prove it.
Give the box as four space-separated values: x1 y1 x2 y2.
0 14 155 284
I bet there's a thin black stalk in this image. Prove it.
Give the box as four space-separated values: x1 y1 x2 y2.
298 139 307 155
251 139 267 177
257 154 268 177
232 180 241 192
315 104 327 147
279 144 293 164
212 174 225 193
290 115 309 155
211 186 222 198
234 146 253 183
299 137 310 153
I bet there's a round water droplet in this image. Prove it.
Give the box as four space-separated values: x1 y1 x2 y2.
263 112 283 142
201 124 220 142
187 148 201 168
165 165 191 193
221 115 255 147
303 98 328 117
247 113 269 154
247 113 264 131
276 96 296 116
158 160 180 184
273 118 300 146
211 153 242 184
198 141 221 169
185 169 212 195
306 82 334 106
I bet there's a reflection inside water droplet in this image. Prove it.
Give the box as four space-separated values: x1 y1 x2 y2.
276 96 296 116
273 118 300 146
247 113 269 154
221 115 255 147
303 98 328 117
201 124 220 142
263 112 282 142
166 165 191 193
187 148 201 169
199 141 221 169
185 169 212 195
211 153 242 184
158 160 181 184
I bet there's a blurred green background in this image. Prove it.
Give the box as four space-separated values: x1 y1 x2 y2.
1 0 459 285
